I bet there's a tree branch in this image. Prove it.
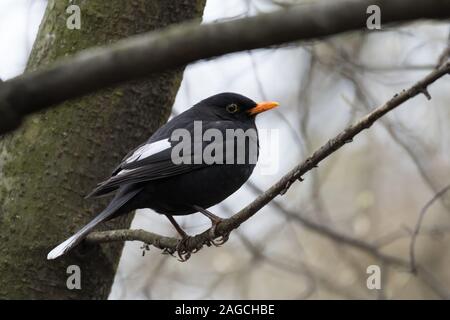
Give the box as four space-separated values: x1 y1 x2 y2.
409 183 450 273
1 0 450 134
86 62 450 263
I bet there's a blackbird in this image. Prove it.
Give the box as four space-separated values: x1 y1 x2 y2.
47 92 278 259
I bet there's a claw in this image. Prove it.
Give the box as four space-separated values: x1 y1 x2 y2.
208 219 230 247
162 247 176 257
175 236 192 262
161 207 233 262
193 205 229 246
211 232 230 246
208 221 219 239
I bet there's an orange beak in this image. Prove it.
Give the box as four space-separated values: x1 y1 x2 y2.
248 101 279 115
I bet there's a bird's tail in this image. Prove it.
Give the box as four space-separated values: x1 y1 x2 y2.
47 187 142 260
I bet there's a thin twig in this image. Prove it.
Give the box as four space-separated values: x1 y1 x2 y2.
409 184 450 273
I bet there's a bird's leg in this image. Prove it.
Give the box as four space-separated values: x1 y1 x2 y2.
192 205 229 246
165 214 191 261
193 205 223 225
165 214 189 238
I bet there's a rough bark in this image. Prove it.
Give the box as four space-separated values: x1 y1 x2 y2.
0 0 205 299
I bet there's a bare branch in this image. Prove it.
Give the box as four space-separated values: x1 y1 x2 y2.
87 62 450 265
409 184 450 273
0 0 449 134
86 229 179 249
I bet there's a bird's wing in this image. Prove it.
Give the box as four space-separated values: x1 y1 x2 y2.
87 120 251 198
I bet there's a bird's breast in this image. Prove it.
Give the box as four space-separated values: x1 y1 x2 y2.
142 163 256 215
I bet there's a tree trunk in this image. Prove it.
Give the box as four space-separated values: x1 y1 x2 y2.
0 0 205 299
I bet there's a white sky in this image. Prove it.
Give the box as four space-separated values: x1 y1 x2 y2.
0 0 46 79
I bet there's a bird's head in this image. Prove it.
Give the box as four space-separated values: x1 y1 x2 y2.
195 92 279 122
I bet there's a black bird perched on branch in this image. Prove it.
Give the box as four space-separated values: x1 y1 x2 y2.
47 92 278 259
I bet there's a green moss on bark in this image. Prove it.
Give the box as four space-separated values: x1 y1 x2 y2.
0 0 205 299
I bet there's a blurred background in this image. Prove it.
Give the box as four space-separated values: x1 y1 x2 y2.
1 0 450 299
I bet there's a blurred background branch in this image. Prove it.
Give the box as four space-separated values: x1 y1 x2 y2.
0 0 449 135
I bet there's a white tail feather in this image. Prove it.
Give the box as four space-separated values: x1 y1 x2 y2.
47 234 79 260
47 187 142 260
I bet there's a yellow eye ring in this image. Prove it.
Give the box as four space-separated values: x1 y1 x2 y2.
226 104 239 113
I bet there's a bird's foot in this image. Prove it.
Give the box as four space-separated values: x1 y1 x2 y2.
208 218 230 247
175 235 193 262
192 205 230 246
211 233 230 246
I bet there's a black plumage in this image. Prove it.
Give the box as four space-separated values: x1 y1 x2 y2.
47 92 278 259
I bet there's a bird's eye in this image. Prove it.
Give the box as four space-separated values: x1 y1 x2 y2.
226 104 239 114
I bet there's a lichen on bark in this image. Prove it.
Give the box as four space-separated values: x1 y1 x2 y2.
0 0 205 299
